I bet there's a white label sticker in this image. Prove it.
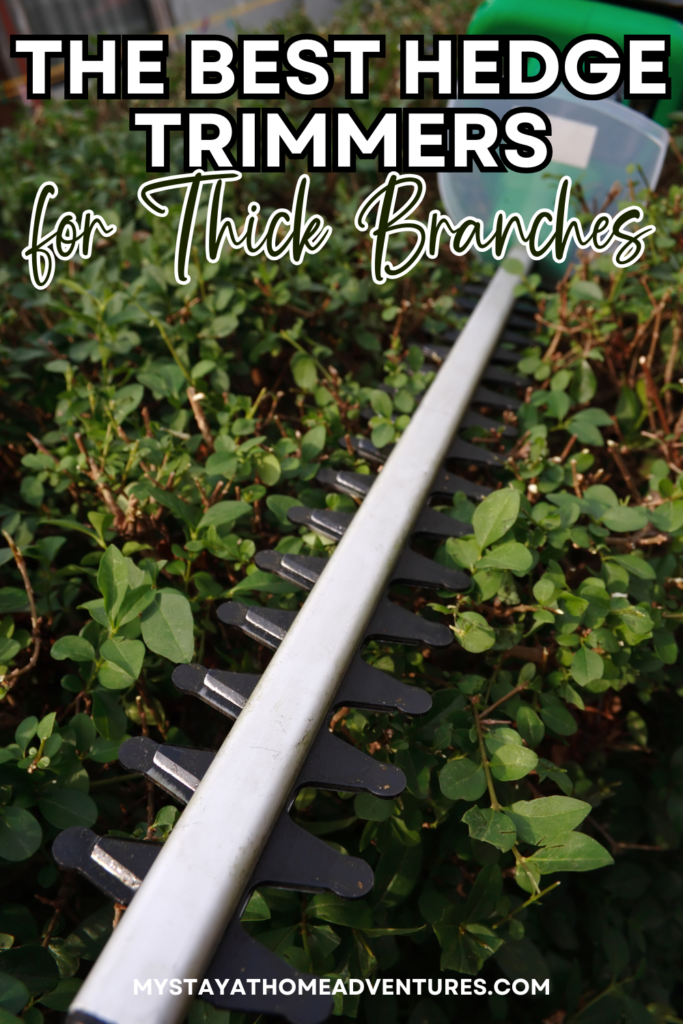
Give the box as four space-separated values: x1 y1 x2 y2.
548 115 598 170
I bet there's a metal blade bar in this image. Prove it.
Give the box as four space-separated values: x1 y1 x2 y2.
67 253 529 1024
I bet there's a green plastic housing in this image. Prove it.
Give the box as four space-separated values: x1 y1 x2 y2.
468 0 683 125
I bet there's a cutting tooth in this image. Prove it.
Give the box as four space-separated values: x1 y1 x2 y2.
218 597 453 649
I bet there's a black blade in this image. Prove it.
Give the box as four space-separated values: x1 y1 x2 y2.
118 731 405 803
445 438 504 467
483 363 529 388
52 827 159 905
256 548 468 593
461 409 517 436
173 657 432 719
173 664 254 717
472 384 521 410
207 919 333 1024
217 597 452 649
287 503 473 542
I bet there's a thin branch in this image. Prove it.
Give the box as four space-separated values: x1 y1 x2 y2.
587 816 662 855
606 440 641 503
639 355 671 433
479 682 528 718
492 881 561 929
1 531 41 690
187 386 214 451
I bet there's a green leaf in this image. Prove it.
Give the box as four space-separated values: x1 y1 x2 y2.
70 714 96 753
571 359 597 403
353 793 395 821
36 713 56 742
50 636 95 663
97 545 129 623
197 501 251 531
99 638 144 680
141 590 194 664
477 541 532 574
445 537 480 571
489 744 538 781
141 487 199 531
306 893 372 928
301 425 326 461
373 842 422 911
253 452 281 486
454 612 496 653
230 570 299 596
361 925 426 938
439 758 487 801
516 706 545 747
371 421 395 448
435 914 485 974
240 891 271 922
602 506 649 532
0 972 29 1015
461 807 517 852
62 904 113 961
539 704 577 736
38 788 98 829
117 585 155 626
88 737 125 763
20 476 43 508
290 353 317 390
649 500 683 534
205 452 238 478
529 830 614 873
472 488 520 549
38 978 82 1012
0 808 42 862
370 389 393 418
463 863 503 922
618 605 654 636
608 554 656 580
0 639 19 663
505 796 591 845
210 312 238 337
15 717 37 755
0 590 29 614
266 495 303 526
571 647 604 687
653 628 678 665
0 946 59 995
570 278 603 302
91 691 128 741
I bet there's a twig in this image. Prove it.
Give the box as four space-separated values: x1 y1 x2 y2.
639 355 671 433
479 683 528 718
558 434 578 464
187 387 214 451
542 329 564 363
645 292 669 368
1 531 41 690
135 302 192 383
587 816 662 855
74 433 124 527
492 881 561 929
606 441 641 503
665 315 681 422
570 458 583 498
470 698 540 895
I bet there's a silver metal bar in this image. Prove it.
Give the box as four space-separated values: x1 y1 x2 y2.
68 253 529 1024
